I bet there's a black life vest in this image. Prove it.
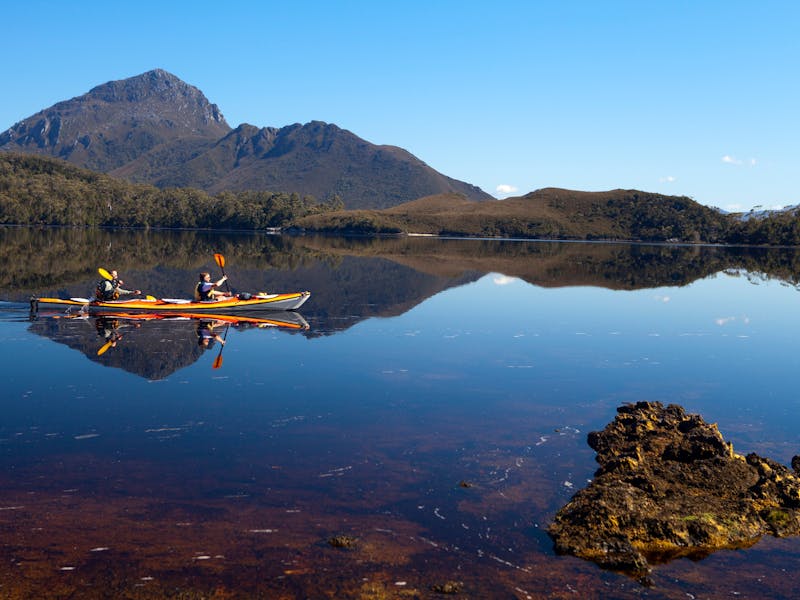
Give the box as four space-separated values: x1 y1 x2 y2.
96 279 119 301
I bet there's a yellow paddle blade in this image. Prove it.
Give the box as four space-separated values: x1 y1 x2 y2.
97 340 114 355
214 253 225 268
146 295 156 301
98 267 113 280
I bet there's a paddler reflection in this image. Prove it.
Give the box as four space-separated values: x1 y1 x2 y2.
196 319 228 349
95 316 140 355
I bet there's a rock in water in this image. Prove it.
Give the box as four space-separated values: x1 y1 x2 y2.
548 401 800 584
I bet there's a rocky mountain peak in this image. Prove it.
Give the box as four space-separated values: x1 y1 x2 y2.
84 69 226 126
0 69 231 171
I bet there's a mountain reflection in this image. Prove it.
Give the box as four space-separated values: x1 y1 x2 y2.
27 311 308 379
4 226 800 341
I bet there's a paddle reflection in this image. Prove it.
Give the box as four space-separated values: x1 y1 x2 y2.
28 310 308 379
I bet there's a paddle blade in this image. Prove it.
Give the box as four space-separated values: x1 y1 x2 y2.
212 354 223 369
214 253 225 268
98 267 113 280
97 340 114 356
146 295 156 301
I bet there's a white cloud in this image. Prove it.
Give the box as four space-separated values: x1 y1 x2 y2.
715 315 749 326
722 155 757 167
493 275 518 286
659 176 676 183
653 295 671 303
496 184 518 195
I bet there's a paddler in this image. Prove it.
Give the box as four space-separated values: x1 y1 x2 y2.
195 272 232 301
96 270 141 301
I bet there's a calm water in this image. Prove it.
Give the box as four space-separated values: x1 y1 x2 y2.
2 227 800 598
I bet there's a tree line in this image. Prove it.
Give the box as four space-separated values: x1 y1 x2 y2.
0 153 343 229
4 152 800 245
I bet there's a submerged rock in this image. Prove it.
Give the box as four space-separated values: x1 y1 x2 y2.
430 580 463 594
548 401 800 583
327 535 358 549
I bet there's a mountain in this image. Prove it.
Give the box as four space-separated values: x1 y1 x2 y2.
0 69 492 209
111 120 491 208
0 69 230 172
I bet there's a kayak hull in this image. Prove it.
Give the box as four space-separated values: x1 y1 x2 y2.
34 291 310 313
40 309 310 330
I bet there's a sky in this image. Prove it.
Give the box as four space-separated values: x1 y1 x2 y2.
2 1 798 212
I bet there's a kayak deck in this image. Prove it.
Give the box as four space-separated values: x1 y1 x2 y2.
34 291 310 313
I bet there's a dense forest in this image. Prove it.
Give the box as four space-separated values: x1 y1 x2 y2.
0 153 343 229
4 152 800 246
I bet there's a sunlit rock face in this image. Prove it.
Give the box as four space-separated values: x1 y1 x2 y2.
548 401 800 584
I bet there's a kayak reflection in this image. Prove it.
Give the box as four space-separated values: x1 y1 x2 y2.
28 310 308 379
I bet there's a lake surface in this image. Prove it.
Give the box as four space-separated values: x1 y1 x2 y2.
2 226 800 598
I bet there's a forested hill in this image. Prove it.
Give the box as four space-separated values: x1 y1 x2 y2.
0 153 341 229
0 69 492 209
293 188 800 246
3 152 800 245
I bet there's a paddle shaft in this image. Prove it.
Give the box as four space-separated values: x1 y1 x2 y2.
214 254 232 294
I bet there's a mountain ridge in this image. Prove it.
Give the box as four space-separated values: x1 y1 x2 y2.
0 69 492 208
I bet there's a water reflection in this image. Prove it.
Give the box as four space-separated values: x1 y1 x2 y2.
5 227 800 597
4 226 800 335
27 310 308 379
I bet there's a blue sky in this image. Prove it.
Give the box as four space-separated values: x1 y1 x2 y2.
2 1 798 211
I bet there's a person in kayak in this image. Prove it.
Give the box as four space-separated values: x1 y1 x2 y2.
96 270 141 301
195 272 231 301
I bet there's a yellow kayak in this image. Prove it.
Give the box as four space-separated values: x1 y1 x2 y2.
33 291 310 313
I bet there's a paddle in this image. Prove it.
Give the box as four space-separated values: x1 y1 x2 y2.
96 339 114 356
213 253 232 295
212 324 230 369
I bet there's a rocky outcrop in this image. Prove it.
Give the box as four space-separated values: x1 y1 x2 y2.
548 401 800 584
